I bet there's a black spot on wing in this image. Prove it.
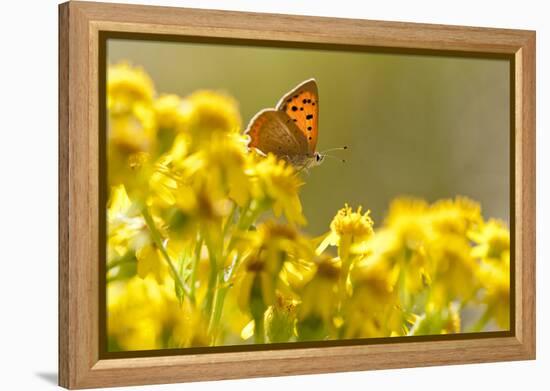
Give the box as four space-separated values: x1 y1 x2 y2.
306 114 313 120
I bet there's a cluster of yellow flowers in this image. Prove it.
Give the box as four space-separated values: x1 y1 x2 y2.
106 63 511 351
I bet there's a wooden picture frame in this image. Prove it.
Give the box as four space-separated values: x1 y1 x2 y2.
58 1 536 389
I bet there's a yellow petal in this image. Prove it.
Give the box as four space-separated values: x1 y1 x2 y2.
240 319 255 340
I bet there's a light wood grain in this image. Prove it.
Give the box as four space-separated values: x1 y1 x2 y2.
58 1 536 389
58 3 70 387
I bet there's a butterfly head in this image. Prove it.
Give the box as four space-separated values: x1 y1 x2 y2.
313 146 348 167
313 152 325 166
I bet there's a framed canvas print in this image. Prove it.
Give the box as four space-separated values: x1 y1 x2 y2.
58 1 536 389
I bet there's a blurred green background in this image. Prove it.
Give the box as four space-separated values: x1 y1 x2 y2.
108 39 510 235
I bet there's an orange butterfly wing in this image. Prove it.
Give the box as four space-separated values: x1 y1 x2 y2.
245 109 309 157
275 79 319 154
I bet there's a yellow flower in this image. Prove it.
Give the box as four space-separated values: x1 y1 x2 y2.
384 197 433 252
298 255 342 328
147 134 198 213
265 294 298 343
127 151 150 171
430 196 482 236
107 185 148 261
232 240 284 344
252 154 306 225
180 90 241 146
471 219 510 329
331 204 374 239
233 221 313 313
107 62 155 115
171 307 210 348
149 133 250 221
319 204 374 261
343 254 402 338
478 255 510 329
104 63 514 346
107 63 157 153
107 184 182 287
428 235 479 306
372 199 436 302
148 134 210 217
136 243 168 284
409 303 461 335
469 219 510 261
109 104 157 153
107 276 188 351
279 257 316 295
202 134 251 207
154 94 186 130
108 150 154 201
354 228 430 297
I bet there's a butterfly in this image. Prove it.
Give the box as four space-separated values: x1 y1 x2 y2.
245 78 332 170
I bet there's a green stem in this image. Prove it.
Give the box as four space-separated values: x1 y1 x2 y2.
224 202 264 256
223 203 238 239
237 201 266 231
339 255 352 297
207 252 243 345
207 276 229 345
221 203 239 261
253 313 265 344
189 237 202 301
142 208 191 298
398 250 412 312
205 202 259 345
203 235 219 316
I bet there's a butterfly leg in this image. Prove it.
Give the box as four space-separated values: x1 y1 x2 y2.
295 165 310 176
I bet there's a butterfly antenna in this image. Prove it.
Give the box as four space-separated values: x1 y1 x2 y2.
323 154 346 164
320 145 348 154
